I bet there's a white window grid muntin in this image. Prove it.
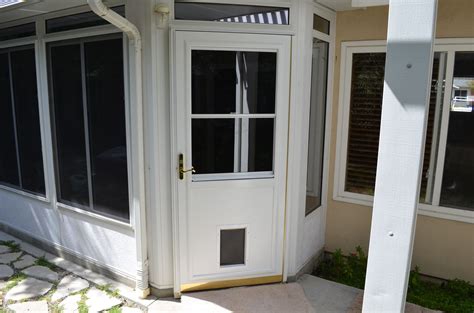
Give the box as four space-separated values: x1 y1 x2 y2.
0 3 134 228
334 39 474 223
187 46 280 182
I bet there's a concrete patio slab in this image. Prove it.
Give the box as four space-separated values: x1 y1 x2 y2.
148 283 315 313
298 274 360 313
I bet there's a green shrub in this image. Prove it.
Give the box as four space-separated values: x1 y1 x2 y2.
314 247 474 313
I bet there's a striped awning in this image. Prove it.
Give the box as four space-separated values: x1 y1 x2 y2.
218 9 289 25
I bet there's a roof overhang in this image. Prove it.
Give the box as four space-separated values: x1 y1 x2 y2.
316 0 389 11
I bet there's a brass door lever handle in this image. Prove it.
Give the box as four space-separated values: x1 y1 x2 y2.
179 153 195 180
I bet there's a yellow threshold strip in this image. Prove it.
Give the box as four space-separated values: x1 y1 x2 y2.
181 275 283 293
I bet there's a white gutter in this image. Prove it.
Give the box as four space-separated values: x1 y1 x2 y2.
87 0 150 298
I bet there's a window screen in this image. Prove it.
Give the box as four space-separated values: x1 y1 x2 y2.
0 46 45 195
49 36 130 221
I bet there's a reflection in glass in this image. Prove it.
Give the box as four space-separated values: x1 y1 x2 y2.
440 52 474 211
175 3 289 25
313 14 330 35
305 40 328 216
192 50 276 114
192 119 274 175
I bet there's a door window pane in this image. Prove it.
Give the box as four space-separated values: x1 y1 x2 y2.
192 118 274 175
305 40 328 216
440 52 474 211
10 49 45 194
84 39 129 220
50 44 89 206
175 3 289 25
0 53 19 187
192 50 276 114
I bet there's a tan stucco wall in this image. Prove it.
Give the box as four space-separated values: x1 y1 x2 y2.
327 0 474 282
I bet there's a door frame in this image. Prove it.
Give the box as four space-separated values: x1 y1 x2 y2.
170 29 291 297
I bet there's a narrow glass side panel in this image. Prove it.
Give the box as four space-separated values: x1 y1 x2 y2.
49 44 89 207
305 39 329 216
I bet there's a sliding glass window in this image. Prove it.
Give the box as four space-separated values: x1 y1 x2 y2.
0 46 45 196
48 36 130 221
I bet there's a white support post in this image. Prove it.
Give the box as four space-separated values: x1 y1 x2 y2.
362 0 438 312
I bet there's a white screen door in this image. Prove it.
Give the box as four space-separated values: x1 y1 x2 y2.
173 31 290 292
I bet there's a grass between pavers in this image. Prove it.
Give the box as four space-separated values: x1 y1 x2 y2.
108 305 122 313
4 273 27 292
0 241 20 253
34 256 59 271
313 246 474 313
96 284 120 298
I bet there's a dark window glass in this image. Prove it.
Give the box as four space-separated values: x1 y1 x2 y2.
220 228 245 266
10 49 45 194
192 51 277 114
50 44 89 206
84 39 129 220
175 3 289 25
440 52 474 211
345 52 444 203
192 119 235 174
0 23 35 42
49 37 129 221
0 53 19 187
46 6 125 33
192 118 274 175
313 14 330 35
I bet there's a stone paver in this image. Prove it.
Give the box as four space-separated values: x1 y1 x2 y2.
22 265 58 282
51 275 89 302
8 300 48 313
0 252 22 264
13 255 36 270
85 287 122 312
59 294 82 312
0 245 11 254
5 277 53 302
0 264 14 279
121 307 143 313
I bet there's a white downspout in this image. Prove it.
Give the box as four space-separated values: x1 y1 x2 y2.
87 0 150 298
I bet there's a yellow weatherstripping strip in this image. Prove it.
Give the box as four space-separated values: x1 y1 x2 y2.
181 275 283 293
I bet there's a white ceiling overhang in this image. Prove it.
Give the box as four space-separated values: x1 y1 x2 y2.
316 0 389 11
